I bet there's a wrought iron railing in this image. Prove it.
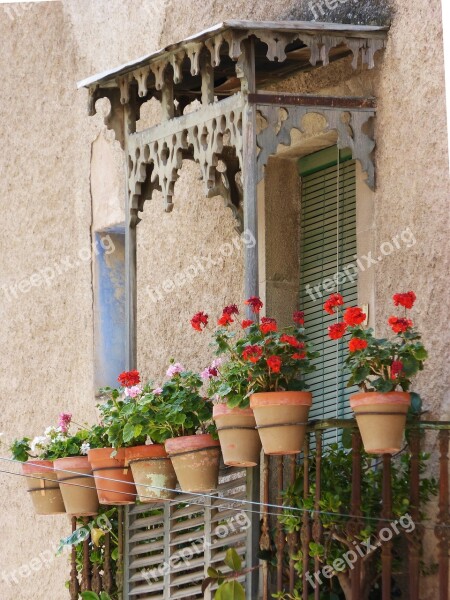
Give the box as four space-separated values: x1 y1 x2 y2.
263 419 450 600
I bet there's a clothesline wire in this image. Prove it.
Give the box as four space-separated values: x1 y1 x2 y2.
0 455 446 531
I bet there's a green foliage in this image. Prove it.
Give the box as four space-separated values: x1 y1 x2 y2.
277 441 438 598
99 369 216 449
10 424 108 462
61 509 119 600
202 548 246 600
206 306 319 408
10 437 31 462
345 325 427 393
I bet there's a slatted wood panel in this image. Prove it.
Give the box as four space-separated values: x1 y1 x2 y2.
299 157 358 439
124 467 247 599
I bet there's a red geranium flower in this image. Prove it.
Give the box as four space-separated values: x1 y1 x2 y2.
241 319 254 328
293 311 305 325
191 311 208 331
218 313 233 326
388 316 413 333
222 304 239 316
242 345 263 363
292 352 306 360
323 293 344 315
393 291 416 310
260 317 277 335
280 334 303 349
343 307 366 327
266 355 282 373
391 360 404 379
244 296 263 314
328 323 348 340
118 370 141 387
348 338 368 353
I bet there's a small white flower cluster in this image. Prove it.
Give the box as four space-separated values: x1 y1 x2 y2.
80 442 91 455
30 426 67 456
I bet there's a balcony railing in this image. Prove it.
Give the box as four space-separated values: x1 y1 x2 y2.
263 419 449 600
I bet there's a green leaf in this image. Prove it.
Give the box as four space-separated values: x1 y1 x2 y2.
215 580 246 600
111 547 119 561
410 392 423 414
371 377 395 392
99 593 112 600
122 422 136 444
81 593 100 600
207 567 221 578
412 346 428 360
352 366 370 385
223 548 242 572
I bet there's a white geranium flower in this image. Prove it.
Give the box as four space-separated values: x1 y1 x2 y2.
80 442 90 455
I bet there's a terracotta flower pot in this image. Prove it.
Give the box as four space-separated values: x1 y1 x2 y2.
125 444 177 502
350 391 411 454
22 460 66 515
165 434 221 493
213 404 261 467
54 456 99 516
250 391 312 455
88 448 136 505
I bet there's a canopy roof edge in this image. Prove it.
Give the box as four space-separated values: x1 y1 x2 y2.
77 19 388 90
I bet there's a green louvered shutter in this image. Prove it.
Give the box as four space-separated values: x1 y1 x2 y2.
299 149 358 432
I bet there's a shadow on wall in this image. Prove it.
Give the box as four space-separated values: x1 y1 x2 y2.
94 227 125 389
281 0 393 25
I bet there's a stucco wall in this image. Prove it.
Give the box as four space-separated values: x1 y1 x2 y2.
0 0 448 598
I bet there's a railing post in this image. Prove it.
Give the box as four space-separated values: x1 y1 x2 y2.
312 432 323 600
288 455 298 593
301 433 311 600
69 517 80 600
348 429 363 600
407 428 422 600
103 531 113 594
380 454 393 600
81 518 91 591
436 429 449 600
275 456 285 592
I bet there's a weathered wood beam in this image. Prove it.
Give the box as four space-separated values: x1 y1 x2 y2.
249 92 376 110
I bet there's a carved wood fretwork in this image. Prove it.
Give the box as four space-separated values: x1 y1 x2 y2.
255 102 376 189
127 94 244 224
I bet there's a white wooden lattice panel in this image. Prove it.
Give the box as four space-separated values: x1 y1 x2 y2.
125 467 248 599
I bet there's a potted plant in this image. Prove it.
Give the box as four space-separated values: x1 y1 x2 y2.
322 291 428 453
160 363 220 493
192 304 262 467
98 371 177 503
12 414 107 516
11 416 68 516
89 370 152 506
193 299 318 456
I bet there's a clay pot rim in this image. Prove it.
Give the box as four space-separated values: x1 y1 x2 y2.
88 447 127 464
250 391 312 408
165 433 220 454
213 404 254 418
22 460 54 474
125 444 168 465
350 391 411 408
54 456 91 468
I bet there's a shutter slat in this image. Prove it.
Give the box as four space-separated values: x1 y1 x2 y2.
300 158 358 425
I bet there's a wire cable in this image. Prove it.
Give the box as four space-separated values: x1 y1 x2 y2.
0 455 446 530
